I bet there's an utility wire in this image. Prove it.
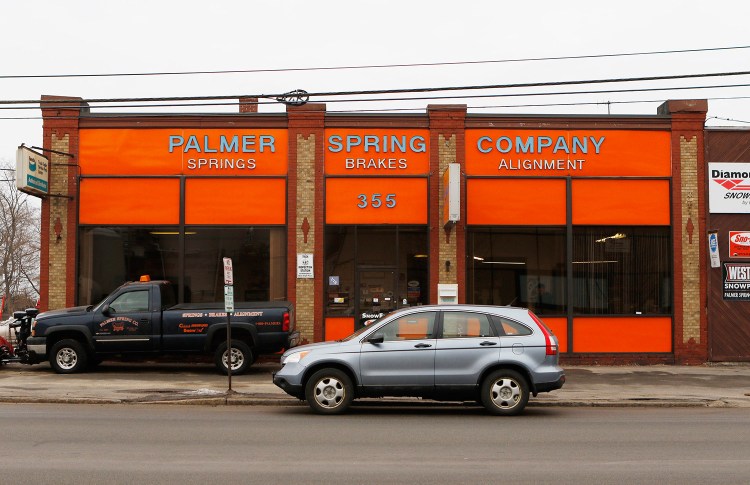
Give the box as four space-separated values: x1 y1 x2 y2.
3 69 750 107
3 80 749 111
2 45 749 80
6 95 750 120
708 116 750 124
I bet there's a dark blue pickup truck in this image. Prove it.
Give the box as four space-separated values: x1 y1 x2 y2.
25 279 299 374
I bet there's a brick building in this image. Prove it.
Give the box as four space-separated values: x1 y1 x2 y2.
34 95 749 364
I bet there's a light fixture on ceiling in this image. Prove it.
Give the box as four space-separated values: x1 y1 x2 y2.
595 232 626 243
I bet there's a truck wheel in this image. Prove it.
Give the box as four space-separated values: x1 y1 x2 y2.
304 368 354 415
214 340 253 375
49 339 88 374
480 369 530 416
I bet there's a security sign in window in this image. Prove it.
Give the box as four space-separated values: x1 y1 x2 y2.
326 178 427 224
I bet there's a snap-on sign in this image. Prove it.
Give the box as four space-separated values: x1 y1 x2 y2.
729 231 750 258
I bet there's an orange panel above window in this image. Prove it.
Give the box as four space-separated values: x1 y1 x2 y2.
467 179 566 225
79 178 180 224
572 179 670 225
79 129 288 176
326 178 427 224
185 178 286 225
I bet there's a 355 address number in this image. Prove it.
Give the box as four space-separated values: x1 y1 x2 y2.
357 193 397 209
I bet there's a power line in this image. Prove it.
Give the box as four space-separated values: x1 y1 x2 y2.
5 95 750 120
3 69 750 107
2 45 749 80
708 116 750 124
3 79 749 112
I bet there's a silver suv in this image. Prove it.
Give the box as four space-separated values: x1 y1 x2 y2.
274 305 565 415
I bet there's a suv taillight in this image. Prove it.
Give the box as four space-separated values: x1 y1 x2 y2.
282 312 290 332
528 311 557 356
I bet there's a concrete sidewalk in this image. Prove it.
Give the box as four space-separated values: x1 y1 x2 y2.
1 360 749 408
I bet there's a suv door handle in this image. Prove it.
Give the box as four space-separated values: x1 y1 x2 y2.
414 343 432 348
480 341 497 346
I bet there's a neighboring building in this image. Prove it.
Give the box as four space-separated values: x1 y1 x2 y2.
705 128 750 361
39 95 742 364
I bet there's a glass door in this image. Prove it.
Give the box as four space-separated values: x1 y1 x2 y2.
356 267 398 329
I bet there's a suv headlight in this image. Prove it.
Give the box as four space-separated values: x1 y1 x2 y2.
282 350 310 364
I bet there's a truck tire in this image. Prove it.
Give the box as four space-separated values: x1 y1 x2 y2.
304 368 354 415
49 339 89 374
480 369 530 416
214 340 253 375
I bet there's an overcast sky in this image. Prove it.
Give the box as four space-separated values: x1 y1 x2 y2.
2 0 750 165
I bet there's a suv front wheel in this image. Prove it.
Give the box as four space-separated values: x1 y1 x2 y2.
305 368 354 415
481 369 530 416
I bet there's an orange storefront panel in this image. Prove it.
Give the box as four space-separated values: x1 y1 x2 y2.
324 129 430 175
326 178 427 224
572 179 670 225
79 129 288 176
185 178 286 225
325 317 355 341
466 129 671 177
79 178 180 224
540 317 568 353
572 317 672 353
467 179 566 225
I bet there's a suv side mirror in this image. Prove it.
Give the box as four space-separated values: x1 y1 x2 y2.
101 304 112 316
25 308 40 318
368 334 384 344
13 311 26 320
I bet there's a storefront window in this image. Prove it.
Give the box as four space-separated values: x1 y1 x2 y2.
572 227 671 315
468 226 672 316
185 227 286 303
78 226 286 305
78 227 180 305
467 228 566 314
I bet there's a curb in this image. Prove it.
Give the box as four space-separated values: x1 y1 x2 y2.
0 395 725 408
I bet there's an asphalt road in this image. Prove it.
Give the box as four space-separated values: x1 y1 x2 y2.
1 404 749 484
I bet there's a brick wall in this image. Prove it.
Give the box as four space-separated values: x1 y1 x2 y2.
40 96 84 311
428 105 467 302
660 100 709 364
294 133 316 343
287 104 326 343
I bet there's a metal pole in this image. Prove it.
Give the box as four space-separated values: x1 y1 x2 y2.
226 311 232 392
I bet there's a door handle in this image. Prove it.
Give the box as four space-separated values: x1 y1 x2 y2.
414 343 432 348
480 341 498 346
139 319 150 324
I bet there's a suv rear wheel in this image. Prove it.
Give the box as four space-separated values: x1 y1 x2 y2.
481 369 530 416
305 368 354 415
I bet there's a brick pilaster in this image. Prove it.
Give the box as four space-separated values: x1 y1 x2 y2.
428 105 467 302
40 96 86 310
287 104 326 343
660 100 708 364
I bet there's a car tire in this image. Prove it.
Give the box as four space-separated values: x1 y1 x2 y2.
49 339 88 374
480 369 530 416
305 368 354 415
214 340 253 375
